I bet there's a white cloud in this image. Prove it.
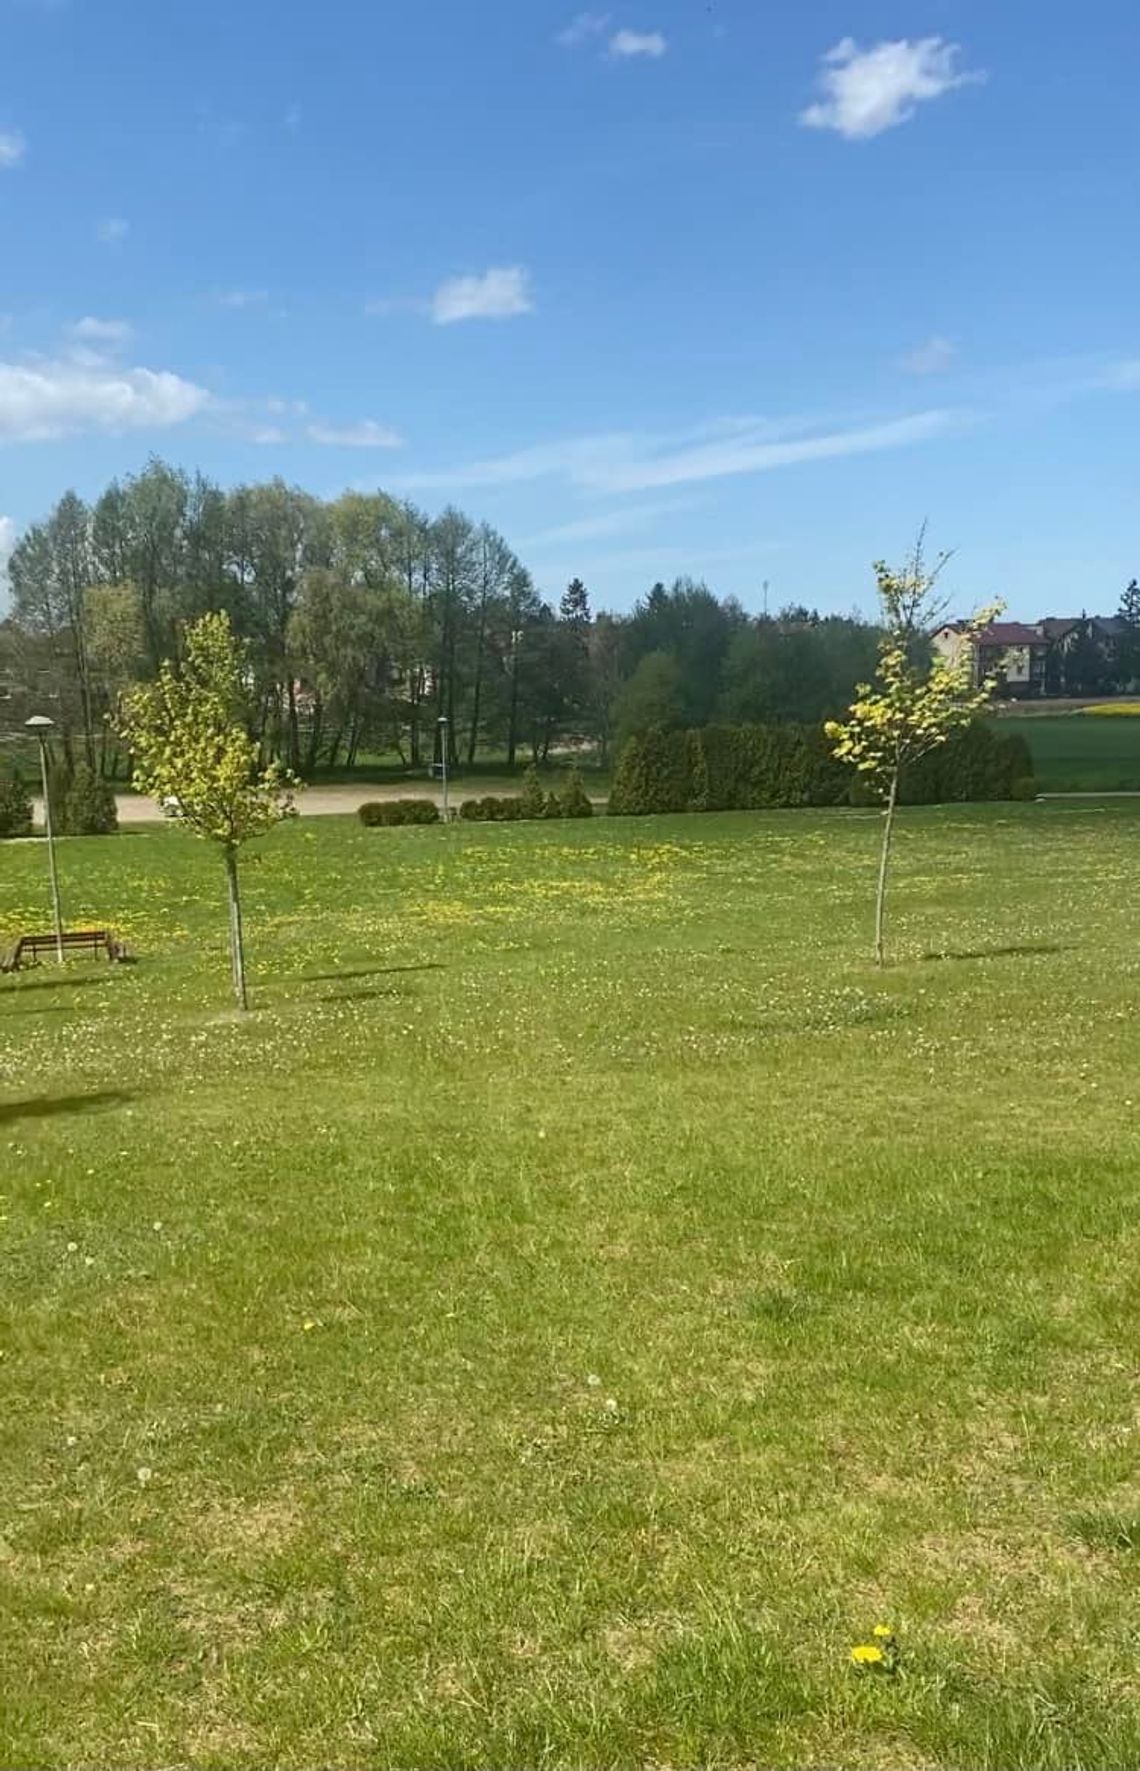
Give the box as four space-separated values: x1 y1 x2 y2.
556 11 609 47
0 128 27 168
69 316 133 348
95 217 130 243
431 266 534 325
216 288 270 309
800 37 984 140
901 335 956 375
608 28 666 59
398 409 964 495
249 425 288 445
0 515 15 593
0 356 209 441
307 419 403 448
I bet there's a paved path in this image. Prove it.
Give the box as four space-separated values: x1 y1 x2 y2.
34 784 446 825
35 782 608 825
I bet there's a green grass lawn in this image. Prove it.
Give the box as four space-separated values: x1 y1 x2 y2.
3 805 1140 1769
997 712 1140 791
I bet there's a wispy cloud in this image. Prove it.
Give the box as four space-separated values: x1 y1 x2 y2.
398 409 965 495
608 28 666 59
800 37 984 140
69 316 133 349
307 419 403 448
0 355 208 441
216 288 270 309
95 217 130 244
556 11 609 48
0 128 27 169
518 501 683 550
431 266 534 325
900 335 956 375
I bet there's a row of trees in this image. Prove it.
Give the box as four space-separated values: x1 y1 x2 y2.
0 459 887 776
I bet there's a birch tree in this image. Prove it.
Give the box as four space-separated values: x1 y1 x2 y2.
826 544 1000 966
118 611 297 1008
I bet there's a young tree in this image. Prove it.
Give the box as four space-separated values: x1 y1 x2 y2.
825 545 1000 966
118 611 297 1008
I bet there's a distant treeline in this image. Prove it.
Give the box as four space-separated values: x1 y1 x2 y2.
1 458 885 776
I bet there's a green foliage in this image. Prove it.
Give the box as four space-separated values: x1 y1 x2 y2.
457 795 525 822
59 763 119 835
559 768 594 818
613 649 685 748
518 763 547 820
0 759 33 837
609 717 1031 817
358 798 440 827
609 723 849 815
118 612 297 848
900 722 1034 803
541 790 563 818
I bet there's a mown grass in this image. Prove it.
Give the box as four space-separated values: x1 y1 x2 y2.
998 712 1140 791
2 803 1140 1769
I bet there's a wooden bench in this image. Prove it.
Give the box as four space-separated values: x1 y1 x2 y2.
1 930 132 973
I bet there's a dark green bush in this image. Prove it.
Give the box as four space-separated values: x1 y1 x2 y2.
358 798 440 827
0 761 32 838
608 727 692 814
541 791 563 819
518 764 547 820
560 768 595 818
609 718 1033 816
60 764 119 835
458 796 524 822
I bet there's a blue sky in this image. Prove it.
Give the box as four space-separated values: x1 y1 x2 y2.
1 0 1137 616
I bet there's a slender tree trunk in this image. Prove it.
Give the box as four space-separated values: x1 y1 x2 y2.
305 692 323 774
874 770 899 969
286 678 301 774
223 844 248 1010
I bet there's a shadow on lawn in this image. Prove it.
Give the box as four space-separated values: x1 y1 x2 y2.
302 963 446 985
0 973 115 995
0 1089 134 1127
921 942 1070 963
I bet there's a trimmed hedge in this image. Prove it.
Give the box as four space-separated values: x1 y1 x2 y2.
609 720 1034 815
459 795 524 822
358 798 440 827
459 769 595 824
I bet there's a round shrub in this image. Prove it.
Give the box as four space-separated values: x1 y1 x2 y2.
518 764 546 820
560 768 594 818
358 798 440 827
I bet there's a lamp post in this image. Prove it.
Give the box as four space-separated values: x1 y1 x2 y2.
25 715 64 964
437 715 450 821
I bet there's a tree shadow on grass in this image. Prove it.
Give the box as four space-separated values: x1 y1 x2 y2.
0 973 115 995
0 1089 134 1127
302 963 446 985
318 987 407 1004
920 942 1070 964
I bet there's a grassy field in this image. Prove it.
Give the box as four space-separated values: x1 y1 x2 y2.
997 712 1140 791
3 804 1140 1769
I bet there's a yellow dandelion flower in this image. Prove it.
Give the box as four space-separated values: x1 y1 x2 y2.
851 1644 885 1667
873 1624 894 1640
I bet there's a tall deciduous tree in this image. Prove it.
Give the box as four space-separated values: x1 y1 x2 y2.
826 544 1000 966
118 611 297 1008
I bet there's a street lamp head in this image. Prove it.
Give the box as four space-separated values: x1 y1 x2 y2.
25 714 55 733
437 714 448 726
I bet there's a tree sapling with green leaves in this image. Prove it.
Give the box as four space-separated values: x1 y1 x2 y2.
118 611 298 1008
826 540 1000 966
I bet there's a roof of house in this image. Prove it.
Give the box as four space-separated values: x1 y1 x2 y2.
977 622 1045 646
1038 617 1082 640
